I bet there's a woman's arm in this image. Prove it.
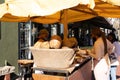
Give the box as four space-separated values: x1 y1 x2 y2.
86 49 96 58
87 39 102 60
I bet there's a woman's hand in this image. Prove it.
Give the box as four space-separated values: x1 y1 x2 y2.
76 49 87 55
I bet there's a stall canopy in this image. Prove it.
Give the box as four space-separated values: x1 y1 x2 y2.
71 16 115 30
101 0 120 6
0 0 120 38
0 0 120 24
0 0 95 22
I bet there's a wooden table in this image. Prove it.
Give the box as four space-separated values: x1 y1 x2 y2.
18 59 34 80
32 58 92 80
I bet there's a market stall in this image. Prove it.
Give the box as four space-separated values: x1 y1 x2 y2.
0 0 120 39
0 0 120 80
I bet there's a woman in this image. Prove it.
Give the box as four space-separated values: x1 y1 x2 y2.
87 28 114 80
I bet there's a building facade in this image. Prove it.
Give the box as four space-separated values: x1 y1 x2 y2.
0 0 18 73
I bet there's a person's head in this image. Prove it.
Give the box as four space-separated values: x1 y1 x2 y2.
91 27 104 40
38 29 49 40
107 32 118 43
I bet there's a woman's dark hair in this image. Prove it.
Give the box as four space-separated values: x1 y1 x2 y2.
91 27 107 55
107 32 118 43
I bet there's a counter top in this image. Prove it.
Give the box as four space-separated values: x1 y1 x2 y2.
32 57 91 77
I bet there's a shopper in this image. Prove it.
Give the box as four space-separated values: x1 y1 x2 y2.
107 32 120 80
87 27 114 80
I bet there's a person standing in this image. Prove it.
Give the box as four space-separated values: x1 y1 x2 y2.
87 27 114 80
107 32 120 80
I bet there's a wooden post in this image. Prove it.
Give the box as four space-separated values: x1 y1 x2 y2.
62 9 68 40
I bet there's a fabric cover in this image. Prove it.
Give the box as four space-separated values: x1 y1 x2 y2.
30 47 75 69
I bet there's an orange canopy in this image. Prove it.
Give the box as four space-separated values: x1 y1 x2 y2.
0 0 120 24
0 0 120 38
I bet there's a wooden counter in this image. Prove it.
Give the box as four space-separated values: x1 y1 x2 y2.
32 58 92 80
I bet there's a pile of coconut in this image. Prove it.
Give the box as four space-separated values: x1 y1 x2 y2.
34 35 78 49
